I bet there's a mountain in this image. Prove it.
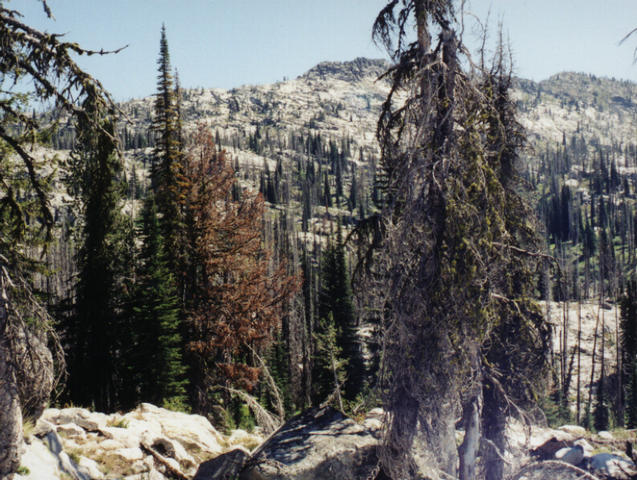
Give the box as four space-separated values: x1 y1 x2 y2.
46 59 637 305
44 59 637 423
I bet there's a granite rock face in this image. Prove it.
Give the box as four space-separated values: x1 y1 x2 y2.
240 407 380 480
21 403 264 480
193 447 251 480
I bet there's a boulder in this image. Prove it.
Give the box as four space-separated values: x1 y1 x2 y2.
149 433 196 467
32 418 55 437
20 433 89 480
48 407 108 432
598 430 615 441
126 403 225 457
559 425 587 436
77 456 104 479
573 438 594 457
20 439 63 480
586 453 637 478
512 460 597 480
56 423 87 439
193 447 251 480
240 407 379 480
555 445 584 466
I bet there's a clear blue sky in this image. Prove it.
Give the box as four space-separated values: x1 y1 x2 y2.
17 0 637 101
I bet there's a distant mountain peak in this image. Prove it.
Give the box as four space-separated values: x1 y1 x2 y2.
299 57 390 83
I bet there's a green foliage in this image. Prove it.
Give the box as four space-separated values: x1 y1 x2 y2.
106 417 129 429
63 99 132 412
151 24 184 276
316 225 365 402
312 312 346 405
540 389 572 428
16 466 30 476
233 402 256 432
129 196 189 410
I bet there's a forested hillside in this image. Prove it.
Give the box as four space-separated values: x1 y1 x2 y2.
5 1 637 478
39 55 637 428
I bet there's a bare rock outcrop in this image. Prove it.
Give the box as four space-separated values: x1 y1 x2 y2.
193 447 251 480
21 403 264 480
240 406 380 480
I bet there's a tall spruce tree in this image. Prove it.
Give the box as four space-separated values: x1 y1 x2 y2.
478 43 552 480
152 24 183 276
315 224 364 403
64 99 130 412
0 3 119 473
130 196 188 410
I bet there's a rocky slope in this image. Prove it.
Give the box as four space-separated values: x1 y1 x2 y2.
18 403 637 480
19 403 262 480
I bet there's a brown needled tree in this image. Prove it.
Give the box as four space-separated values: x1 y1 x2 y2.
181 126 298 412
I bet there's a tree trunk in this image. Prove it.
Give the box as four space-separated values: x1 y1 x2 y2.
0 279 22 480
459 394 482 480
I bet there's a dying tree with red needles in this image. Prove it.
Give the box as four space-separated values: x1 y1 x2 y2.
181 126 298 410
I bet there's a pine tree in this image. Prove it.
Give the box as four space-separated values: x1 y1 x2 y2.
151 25 183 275
478 41 552 480
182 127 297 411
129 196 188 410
63 98 130 412
312 312 346 409
315 224 365 403
357 3 551 477
0 4 118 472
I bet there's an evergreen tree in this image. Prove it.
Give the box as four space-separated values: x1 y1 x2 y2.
130 196 188 410
64 99 130 412
315 224 365 403
479 42 552 480
151 24 183 275
357 3 551 477
0 4 121 472
181 127 297 412
312 312 346 408
621 280 637 427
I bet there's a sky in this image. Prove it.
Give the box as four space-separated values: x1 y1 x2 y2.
17 0 637 101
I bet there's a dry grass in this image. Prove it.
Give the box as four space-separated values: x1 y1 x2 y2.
22 418 35 440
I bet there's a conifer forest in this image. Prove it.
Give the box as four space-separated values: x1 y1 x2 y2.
4 1 637 479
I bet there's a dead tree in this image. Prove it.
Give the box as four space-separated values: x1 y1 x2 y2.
354 2 551 479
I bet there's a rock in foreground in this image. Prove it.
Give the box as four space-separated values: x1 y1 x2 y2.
20 403 263 480
196 407 381 480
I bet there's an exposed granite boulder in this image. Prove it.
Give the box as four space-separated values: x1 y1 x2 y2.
21 403 265 480
194 447 251 480
240 407 380 480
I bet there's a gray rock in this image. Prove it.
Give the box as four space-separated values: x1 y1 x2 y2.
586 453 636 478
240 407 379 480
555 445 584 466
193 447 251 480
77 456 104 480
56 423 87 439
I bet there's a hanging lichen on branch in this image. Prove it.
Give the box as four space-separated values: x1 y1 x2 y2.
352 1 551 479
